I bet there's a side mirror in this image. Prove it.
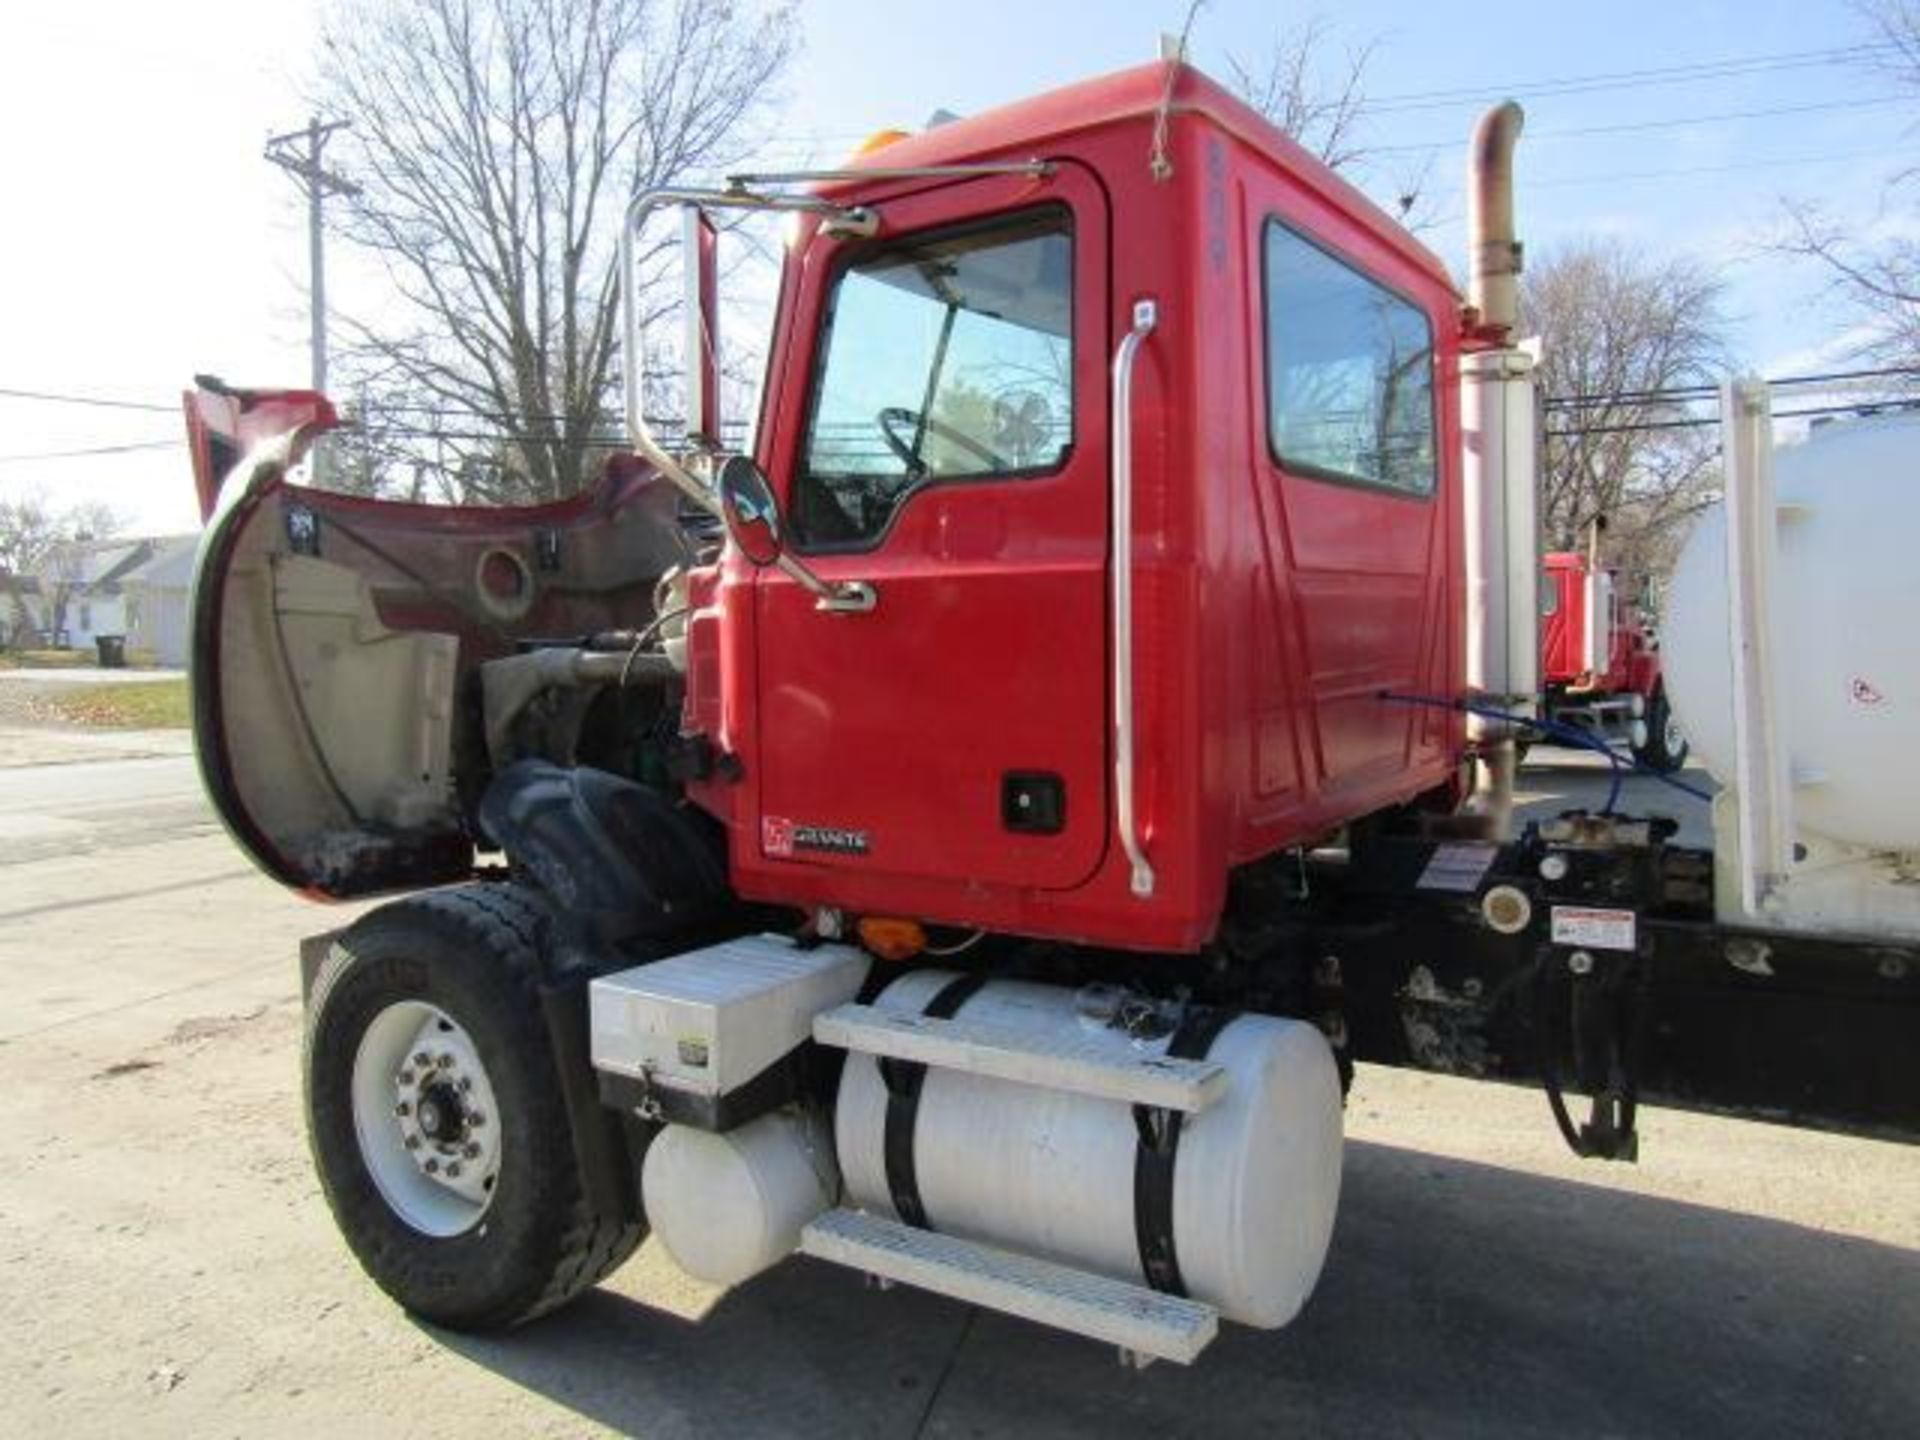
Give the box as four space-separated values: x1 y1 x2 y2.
715 453 875 614
718 455 784 567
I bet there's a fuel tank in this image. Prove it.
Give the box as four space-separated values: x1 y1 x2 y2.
834 971 1345 1329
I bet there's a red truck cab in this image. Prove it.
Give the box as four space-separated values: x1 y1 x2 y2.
185 62 1467 952
1538 549 1687 771
684 63 1466 950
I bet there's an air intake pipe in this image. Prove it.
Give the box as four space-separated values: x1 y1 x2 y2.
1460 101 1539 835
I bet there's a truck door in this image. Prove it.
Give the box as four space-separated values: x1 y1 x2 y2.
748 167 1109 890
1259 218 1455 802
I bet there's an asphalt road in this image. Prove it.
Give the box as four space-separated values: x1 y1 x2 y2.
0 750 1912 1438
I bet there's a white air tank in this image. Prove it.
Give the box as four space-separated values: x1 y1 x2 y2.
642 1107 837 1287
835 972 1345 1329
1664 413 1920 852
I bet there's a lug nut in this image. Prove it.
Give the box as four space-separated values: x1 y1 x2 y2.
404 1135 421 1151
413 1051 431 1067
457 1077 472 1093
445 1162 462 1179
468 1112 485 1128
398 1069 414 1086
463 1142 481 1159
394 1101 411 1118
424 1159 440 1175
436 1053 453 1069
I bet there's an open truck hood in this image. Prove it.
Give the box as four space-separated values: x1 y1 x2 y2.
184 382 688 898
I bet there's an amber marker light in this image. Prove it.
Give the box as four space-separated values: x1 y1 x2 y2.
857 917 928 962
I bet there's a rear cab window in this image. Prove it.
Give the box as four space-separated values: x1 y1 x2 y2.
794 208 1074 550
1262 219 1437 497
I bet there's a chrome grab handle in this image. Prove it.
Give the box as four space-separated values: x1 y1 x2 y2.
1111 298 1157 899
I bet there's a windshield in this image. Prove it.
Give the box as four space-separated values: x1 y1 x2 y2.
793 209 1073 548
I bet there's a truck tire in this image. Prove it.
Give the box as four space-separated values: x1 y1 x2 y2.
303 883 643 1330
1633 687 1690 774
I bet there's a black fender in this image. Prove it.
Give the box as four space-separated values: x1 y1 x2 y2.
476 762 730 1210
477 760 729 945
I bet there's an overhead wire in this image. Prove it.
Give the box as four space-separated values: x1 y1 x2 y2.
0 439 185 464
1547 398 1920 439
0 386 179 414
1364 92 1913 157
1354 41 1903 115
1544 364 1920 410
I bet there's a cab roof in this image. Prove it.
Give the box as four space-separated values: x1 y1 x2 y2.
821 60 1458 298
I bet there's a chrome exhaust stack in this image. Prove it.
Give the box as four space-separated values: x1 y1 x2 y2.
1460 101 1540 835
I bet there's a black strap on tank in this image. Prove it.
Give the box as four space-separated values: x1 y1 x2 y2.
1133 1004 1239 1296
879 972 987 1230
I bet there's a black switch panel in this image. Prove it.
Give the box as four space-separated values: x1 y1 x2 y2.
1002 772 1066 835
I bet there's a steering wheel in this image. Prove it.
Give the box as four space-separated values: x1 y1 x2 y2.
877 406 1008 475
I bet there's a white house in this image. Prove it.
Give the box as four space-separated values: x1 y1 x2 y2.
121 535 199 667
2 533 199 664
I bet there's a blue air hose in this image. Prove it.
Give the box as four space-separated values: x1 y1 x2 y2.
1377 691 1714 813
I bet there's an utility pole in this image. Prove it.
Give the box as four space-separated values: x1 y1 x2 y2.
264 118 358 394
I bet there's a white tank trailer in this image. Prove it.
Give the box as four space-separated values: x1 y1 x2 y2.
1663 403 1920 940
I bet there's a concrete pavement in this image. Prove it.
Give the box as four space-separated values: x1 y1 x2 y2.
0 755 1912 1438
0 666 188 684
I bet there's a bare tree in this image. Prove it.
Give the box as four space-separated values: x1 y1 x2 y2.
1523 241 1728 583
0 497 123 649
1226 20 1438 228
1769 3 1920 366
1228 19 1375 172
317 0 797 504
1779 197 1920 368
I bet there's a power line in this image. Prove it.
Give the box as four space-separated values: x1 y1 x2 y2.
1365 93 1912 157
0 386 178 414
1545 365 1920 410
1547 397 1920 438
0 440 185 465
736 44 1913 168
747 41 1908 157
1526 144 1903 190
1357 41 1901 115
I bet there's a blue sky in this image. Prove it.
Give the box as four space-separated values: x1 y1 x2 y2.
0 0 1908 529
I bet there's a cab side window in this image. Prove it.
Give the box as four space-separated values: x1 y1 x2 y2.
1263 220 1436 497
795 210 1074 550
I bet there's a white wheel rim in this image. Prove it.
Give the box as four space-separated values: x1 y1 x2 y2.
1665 714 1684 756
350 1000 503 1237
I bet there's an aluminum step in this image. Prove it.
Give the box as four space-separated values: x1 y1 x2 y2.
812 1003 1227 1113
801 1208 1218 1365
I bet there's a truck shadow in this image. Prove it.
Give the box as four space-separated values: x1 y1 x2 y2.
435 1138 1919 1439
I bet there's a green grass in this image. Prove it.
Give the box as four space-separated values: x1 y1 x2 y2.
31 679 191 730
0 648 96 670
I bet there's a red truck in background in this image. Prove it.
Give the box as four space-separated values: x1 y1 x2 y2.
1537 547 1689 772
